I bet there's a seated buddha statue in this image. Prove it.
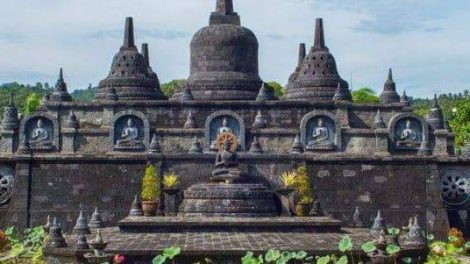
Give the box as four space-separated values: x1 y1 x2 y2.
210 117 234 151
115 118 143 149
397 120 421 147
211 140 242 183
306 118 334 150
29 119 53 149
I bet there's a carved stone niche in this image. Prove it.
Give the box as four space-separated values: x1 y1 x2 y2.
389 113 429 152
111 110 149 152
300 110 342 152
204 110 246 151
0 166 14 205
20 113 58 151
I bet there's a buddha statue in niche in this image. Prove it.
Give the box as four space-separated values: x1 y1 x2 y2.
306 118 334 150
29 119 53 149
397 120 421 147
115 118 143 149
211 140 242 184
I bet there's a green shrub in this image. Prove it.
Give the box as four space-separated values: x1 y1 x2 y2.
141 164 160 201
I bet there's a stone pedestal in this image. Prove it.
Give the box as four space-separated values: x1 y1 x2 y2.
375 128 389 155
179 183 278 217
275 189 295 216
0 129 17 154
164 189 180 216
62 128 77 153
433 129 449 156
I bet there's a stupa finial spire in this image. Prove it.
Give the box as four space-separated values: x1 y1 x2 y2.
388 68 393 82
123 17 135 48
314 18 326 50
216 0 234 14
298 43 306 67
58 68 64 82
142 43 149 67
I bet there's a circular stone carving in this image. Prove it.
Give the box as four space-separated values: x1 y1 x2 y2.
0 173 14 205
440 170 470 206
216 132 238 151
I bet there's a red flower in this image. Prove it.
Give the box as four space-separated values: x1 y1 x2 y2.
113 254 125 264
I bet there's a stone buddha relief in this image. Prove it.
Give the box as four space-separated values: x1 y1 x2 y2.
0 166 14 205
27 118 54 150
394 118 422 149
114 116 144 151
305 116 335 151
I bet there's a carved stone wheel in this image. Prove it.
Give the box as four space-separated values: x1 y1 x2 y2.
216 132 238 151
440 170 470 206
0 173 14 205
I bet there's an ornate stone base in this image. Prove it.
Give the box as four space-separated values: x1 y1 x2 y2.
305 142 335 151
179 183 278 217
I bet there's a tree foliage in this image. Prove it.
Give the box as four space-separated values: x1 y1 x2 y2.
351 87 380 104
265 81 285 98
23 93 42 116
71 84 97 102
160 79 186 98
141 164 160 201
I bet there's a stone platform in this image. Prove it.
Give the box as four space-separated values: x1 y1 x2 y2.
118 216 342 233
179 183 279 217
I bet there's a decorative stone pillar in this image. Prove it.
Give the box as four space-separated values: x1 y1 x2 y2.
62 112 79 153
163 189 180 216
5 161 31 229
433 129 449 156
374 128 389 156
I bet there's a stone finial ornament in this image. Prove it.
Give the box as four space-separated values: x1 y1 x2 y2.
428 94 445 130
353 207 365 228
181 85 194 101
43 215 52 233
1 93 19 131
129 194 144 216
332 82 352 102
291 134 304 154
73 210 91 235
287 18 348 101
248 136 263 154
50 68 72 102
189 137 203 154
309 200 324 216
48 217 67 248
400 90 410 106
371 210 386 236
76 233 89 250
106 87 118 101
403 216 427 248
373 110 386 129
256 83 277 101
252 110 267 129
67 111 79 129
287 43 306 91
184 111 197 129
88 207 104 228
380 69 400 104
149 134 162 154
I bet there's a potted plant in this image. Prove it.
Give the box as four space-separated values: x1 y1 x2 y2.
293 166 314 217
141 164 160 216
162 172 179 191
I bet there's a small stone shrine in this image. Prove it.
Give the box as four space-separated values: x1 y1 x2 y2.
1 1 470 261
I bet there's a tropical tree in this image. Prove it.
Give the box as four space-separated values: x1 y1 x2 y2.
23 93 42 115
351 87 380 104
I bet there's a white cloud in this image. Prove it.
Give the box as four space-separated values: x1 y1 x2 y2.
0 0 469 98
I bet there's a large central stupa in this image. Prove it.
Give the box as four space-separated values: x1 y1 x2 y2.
179 0 263 100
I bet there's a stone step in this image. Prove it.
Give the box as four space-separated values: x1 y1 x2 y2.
118 216 343 233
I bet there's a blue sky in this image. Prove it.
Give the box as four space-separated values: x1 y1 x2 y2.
1 0 470 98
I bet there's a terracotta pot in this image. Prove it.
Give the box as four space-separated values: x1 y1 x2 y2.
295 202 310 217
142 200 159 216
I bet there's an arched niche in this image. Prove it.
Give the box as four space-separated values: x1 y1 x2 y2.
111 110 150 151
300 110 342 151
389 113 429 151
204 110 246 151
20 113 58 151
